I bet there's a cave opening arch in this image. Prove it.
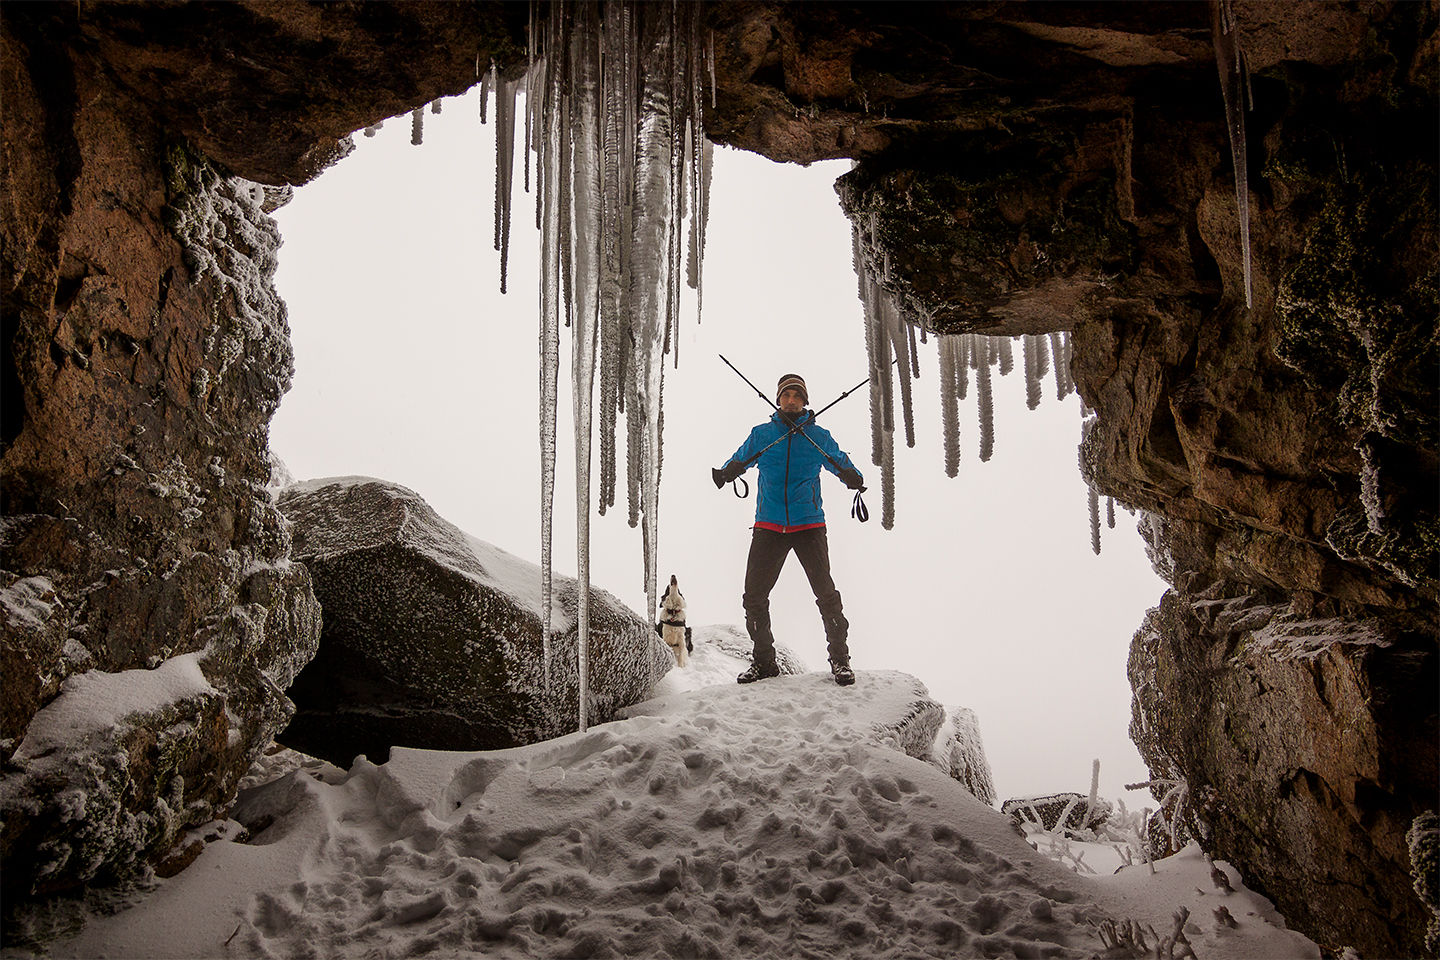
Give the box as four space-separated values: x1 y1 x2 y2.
266 86 1166 803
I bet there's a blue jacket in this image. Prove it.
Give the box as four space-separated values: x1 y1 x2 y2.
724 410 862 530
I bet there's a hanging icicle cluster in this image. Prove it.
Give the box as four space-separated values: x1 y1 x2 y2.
849 210 1122 546
1077 405 1117 556
855 216 1081 528
1210 0 1253 309
853 215 915 529
473 1 713 731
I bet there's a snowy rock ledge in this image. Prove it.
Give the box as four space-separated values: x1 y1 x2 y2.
43 667 1322 960
276 478 673 763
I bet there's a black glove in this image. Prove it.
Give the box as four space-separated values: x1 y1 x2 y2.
838 466 866 490
712 461 745 488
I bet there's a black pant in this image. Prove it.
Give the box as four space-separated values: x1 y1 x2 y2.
742 526 850 666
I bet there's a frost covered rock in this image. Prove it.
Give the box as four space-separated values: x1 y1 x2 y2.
276 478 673 763
930 706 997 805
0 575 68 759
0 54 320 909
1001 794 1113 834
825 671 948 765
0 554 319 904
1130 594 1437 958
625 668 948 768
700 622 808 677
1410 811 1440 955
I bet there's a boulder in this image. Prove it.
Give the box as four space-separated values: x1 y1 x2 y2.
930 706 997 806
276 478 673 764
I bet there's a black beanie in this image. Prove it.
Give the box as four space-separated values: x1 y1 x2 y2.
776 374 808 404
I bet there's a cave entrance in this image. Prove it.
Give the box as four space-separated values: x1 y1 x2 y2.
266 86 1166 803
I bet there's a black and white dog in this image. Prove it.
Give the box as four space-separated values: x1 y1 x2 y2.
656 574 693 667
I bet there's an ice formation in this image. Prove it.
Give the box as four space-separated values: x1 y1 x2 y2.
851 225 1079 529
1210 0 1253 308
474 2 712 728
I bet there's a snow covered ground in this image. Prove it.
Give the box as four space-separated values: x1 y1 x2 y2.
11 642 1320 960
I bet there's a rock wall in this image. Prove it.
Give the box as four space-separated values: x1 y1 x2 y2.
700 5 1438 956
1 2 527 917
0 9 327 910
1 2 1435 956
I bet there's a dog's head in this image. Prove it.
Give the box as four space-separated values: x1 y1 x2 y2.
661 574 685 618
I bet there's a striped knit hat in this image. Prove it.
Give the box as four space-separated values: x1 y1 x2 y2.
776 373 808 405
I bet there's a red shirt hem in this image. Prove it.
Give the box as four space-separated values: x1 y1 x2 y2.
752 521 827 534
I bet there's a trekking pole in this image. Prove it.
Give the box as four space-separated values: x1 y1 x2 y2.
713 356 892 521
718 354 781 412
715 355 894 474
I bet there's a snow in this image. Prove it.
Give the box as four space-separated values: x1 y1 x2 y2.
12 652 215 763
645 625 757 697
30 668 1320 960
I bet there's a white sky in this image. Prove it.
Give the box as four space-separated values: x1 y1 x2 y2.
268 88 1168 805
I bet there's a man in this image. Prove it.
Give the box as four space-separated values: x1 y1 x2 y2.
713 373 866 686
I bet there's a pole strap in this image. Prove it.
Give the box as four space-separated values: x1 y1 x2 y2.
851 488 869 523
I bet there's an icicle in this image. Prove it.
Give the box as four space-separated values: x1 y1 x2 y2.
596 0 631 517
880 413 896 530
410 106 424 145
531 58 547 230
955 334 969 400
856 228 886 468
889 304 916 449
558 21 575 336
362 122 381 138
876 296 895 435
629 0 681 625
569 0 603 728
498 2 714 706
1035 331 1050 379
997 336 1014 376
1023 334 1042 410
525 1 536 196
430 98 443 114
939 335 961 478
1106 496 1116 529
494 76 521 294
626 374 643 528
1062 332 1074 396
536 10 563 707
1088 483 1103 554
1211 0 1253 308
479 65 492 124
691 137 713 323
907 321 921 379
1049 331 1070 400
977 337 994 462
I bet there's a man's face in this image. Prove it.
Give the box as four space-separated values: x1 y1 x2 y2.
778 387 806 414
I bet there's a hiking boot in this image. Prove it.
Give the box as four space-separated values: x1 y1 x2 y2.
736 660 780 684
830 659 855 686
